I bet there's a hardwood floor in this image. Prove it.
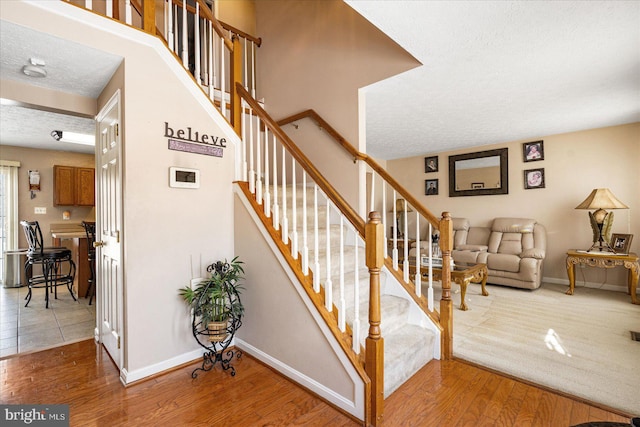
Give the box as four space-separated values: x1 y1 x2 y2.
0 339 631 426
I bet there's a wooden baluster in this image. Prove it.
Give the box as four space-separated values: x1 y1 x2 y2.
415 212 421 297
220 37 226 116
352 226 360 354
167 0 174 51
248 107 255 194
403 199 409 282
181 0 187 68
324 199 332 310
194 3 201 85
251 41 256 98
243 37 248 90
313 184 320 293
382 181 387 259
241 106 247 181
392 190 398 270
256 115 262 204
369 171 375 213
125 0 132 25
207 21 213 99
439 212 453 360
338 216 345 332
291 159 298 259
272 133 279 231
302 172 309 275
427 222 434 311
263 127 271 218
281 145 288 244
365 211 384 427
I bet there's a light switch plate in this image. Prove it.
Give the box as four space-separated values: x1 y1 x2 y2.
34 207 46 214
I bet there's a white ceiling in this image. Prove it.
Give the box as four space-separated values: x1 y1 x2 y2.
347 0 640 160
0 20 122 154
1 2 638 160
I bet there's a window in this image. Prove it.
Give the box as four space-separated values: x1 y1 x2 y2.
0 160 20 284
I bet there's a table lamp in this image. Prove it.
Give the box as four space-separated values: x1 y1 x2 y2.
575 188 628 252
394 199 413 238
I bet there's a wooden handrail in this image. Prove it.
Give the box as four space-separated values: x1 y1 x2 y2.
237 84 365 236
170 0 234 51
220 20 262 46
277 110 440 227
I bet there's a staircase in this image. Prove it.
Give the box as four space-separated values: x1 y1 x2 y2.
285 186 435 397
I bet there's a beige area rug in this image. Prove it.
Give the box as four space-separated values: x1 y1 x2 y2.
429 281 640 415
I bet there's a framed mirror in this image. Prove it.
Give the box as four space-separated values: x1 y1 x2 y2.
448 148 508 197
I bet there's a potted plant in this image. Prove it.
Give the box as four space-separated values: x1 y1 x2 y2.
179 257 245 343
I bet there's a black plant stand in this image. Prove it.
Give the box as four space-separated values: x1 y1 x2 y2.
190 292 243 378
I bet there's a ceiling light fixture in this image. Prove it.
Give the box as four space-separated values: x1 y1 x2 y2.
51 130 95 146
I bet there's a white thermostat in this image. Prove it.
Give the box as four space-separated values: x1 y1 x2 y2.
169 167 200 188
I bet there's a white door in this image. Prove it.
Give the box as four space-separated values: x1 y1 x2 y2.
95 90 123 368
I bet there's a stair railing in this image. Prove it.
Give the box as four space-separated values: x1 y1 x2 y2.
278 110 455 359
237 83 388 425
65 0 253 134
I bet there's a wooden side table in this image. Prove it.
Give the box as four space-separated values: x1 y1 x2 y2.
388 239 415 263
565 250 639 305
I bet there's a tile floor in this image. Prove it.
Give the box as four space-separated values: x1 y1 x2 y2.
0 284 96 358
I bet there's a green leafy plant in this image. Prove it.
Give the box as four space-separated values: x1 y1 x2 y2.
179 257 245 326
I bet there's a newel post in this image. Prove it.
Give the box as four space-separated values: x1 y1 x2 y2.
230 37 243 137
439 212 454 360
365 211 384 426
142 0 155 35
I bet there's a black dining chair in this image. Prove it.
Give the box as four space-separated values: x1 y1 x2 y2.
81 221 96 305
20 220 76 308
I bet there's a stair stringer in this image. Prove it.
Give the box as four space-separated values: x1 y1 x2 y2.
233 184 367 421
380 265 442 360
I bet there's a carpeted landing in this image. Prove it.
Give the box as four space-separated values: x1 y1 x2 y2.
429 281 639 416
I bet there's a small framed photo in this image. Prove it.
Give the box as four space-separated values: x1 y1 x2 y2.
523 140 544 162
425 156 438 173
524 168 545 189
611 233 633 254
425 179 439 195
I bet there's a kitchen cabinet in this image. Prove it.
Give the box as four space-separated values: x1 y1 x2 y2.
54 165 95 206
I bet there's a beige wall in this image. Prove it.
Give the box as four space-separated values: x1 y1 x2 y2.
0 146 95 248
3 1 238 377
217 0 256 35
387 123 640 288
255 0 420 209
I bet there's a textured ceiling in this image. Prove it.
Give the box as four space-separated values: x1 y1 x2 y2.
347 1 640 160
1 3 638 160
0 20 122 154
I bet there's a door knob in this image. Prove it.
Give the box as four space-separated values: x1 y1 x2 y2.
93 241 105 248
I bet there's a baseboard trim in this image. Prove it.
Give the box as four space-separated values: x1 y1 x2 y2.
235 339 361 418
543 276 627 293
120 347 207 384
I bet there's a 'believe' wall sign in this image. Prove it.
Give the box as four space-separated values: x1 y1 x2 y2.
165 122 226 157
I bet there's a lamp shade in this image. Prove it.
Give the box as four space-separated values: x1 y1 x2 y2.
395 199 413 213
575 188 628 210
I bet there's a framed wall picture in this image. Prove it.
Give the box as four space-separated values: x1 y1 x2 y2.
523 140 544 162
611 233 633 254
524 168 545 189
425 179 439 195
425 156 438 173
